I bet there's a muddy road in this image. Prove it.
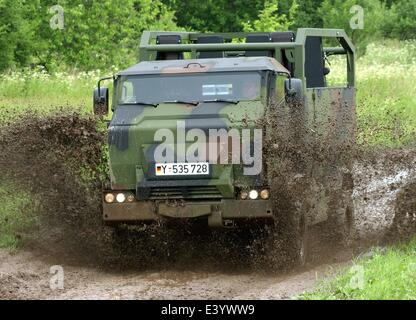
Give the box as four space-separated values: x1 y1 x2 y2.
0 249 351 300
1 148 415 300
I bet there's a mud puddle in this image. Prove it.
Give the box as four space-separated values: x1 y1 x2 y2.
0 247 352 300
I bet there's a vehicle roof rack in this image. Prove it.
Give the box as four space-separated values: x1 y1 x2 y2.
139 29 355 88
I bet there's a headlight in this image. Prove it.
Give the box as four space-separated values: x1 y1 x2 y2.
260 189 270 200
240 191 248 200
104 193 115 203
248 190 258 200
116 193 126 203
126 194 135 203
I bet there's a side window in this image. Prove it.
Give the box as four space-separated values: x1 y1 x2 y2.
121 81 135 103
270 73 286 105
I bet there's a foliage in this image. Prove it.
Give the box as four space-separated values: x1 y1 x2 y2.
318 0 387 53
0 0 38 71
162 0 266 32
242 0 298 32
0 0 179 72
0 67 100 121
290 0 325 28
382 0 416 40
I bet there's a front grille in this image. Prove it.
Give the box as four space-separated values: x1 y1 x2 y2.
148 186 222 199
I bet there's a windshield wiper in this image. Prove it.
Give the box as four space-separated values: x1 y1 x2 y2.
119 101 158 107
162 100 199 106
203 99 239 104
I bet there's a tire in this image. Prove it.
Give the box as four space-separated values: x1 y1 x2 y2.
388 179 416 241
260 176 310 271
276 207 308 267
320 174 355 249
110 224 132 253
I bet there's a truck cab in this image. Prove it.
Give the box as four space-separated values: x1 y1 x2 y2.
97 57 292 227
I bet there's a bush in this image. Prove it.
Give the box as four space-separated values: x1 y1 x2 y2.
242 0 297 32
0 0 179 72
383 0 416 40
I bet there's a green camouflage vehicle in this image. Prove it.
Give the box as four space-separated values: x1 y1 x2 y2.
93 29 356 264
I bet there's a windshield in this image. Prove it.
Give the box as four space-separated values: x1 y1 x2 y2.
116 71 263 105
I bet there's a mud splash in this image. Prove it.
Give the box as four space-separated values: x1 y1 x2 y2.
353 149 416 242
0 110 415 272
0 111 415 300
0 111 110 259
0 112 270 270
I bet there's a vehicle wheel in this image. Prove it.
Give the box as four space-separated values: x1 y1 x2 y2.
388 179 416 241
277 208 308 267
261 176 310 270
110 224 132 253
321 181 355 249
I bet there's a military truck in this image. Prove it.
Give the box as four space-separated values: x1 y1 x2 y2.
93 29 356 265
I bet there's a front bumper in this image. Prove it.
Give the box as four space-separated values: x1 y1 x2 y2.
103 198 273 227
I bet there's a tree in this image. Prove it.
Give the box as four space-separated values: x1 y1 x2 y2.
0 0 179 71
162 0 266 32
0 0 39 71
383 0 416 39
318 0 387 53
290 0 325 28
242 0 298 32
36 0 179 70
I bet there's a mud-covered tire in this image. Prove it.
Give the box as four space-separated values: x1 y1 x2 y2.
110 224 157 254
388 179 416 241
320 180 355 249
277 209 308 267
258 205 309 270
110 224 133 253
259 175 311 270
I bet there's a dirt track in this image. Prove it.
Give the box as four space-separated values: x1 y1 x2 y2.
0 248 352 300
1 149 415 300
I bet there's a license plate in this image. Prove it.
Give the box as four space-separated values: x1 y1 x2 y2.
155 162 209 176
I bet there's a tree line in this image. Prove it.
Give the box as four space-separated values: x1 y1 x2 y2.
0 0 414 72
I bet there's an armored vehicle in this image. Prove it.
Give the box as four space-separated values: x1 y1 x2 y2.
93 29 356 264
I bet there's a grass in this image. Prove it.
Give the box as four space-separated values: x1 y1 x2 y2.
328 39 416 147
0 67 113 124
299 238 416 300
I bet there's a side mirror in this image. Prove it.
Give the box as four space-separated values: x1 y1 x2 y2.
93 87 109 116
284 78 304 104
